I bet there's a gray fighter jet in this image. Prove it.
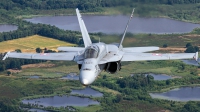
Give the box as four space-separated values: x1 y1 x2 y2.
3 8 198 85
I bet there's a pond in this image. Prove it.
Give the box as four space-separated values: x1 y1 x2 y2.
182 59 200 66
22 95 99 107
149 87 200 102
29 75 40 79
147 73 173 80
71 87 103 97
0 24 18 32
60 73 79 80
131 73 173 80
24 16 200 34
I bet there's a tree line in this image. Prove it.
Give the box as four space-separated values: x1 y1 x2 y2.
1 0 200 11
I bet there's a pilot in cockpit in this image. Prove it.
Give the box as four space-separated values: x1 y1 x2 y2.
84 45 99 59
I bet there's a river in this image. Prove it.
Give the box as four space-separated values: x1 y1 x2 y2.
24 15 200 34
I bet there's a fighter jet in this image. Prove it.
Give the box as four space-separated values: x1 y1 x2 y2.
3 8 198 85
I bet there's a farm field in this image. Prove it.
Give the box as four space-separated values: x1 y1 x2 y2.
0 35 76 53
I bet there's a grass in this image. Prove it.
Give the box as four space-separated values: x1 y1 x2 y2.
13 62 79 78
0 35 76 53
98 33 200 47
91 86 121 95
75 105 101 112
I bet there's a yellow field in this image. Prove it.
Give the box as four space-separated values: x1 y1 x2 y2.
0 35 76 53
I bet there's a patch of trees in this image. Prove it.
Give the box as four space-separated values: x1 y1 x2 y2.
181 101 200 112
185 43 199 53
117 74 154 89
0 98 20 111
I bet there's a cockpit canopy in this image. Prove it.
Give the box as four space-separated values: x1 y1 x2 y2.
84 45 99 59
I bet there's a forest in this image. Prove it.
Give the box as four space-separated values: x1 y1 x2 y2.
0 0 200 11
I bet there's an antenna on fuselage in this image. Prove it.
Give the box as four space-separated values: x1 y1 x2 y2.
119 8 135 48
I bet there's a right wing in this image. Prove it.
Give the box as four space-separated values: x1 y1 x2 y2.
2 52 77 61
57 47 84 52
121 52 198 62
123 46 159 53
76 8 92 48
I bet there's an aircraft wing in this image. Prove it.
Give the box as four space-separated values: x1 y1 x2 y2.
76 8 92 47
123 46 159 53
57 47 84 52
121 52 198 62
2 52 77 61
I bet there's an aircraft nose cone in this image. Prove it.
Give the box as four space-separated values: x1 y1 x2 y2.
82 79 89 85
80 71 96 85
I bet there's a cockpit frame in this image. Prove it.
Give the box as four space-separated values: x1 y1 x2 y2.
84 45 99 59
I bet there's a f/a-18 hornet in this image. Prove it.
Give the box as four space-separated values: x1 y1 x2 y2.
3 8 198 85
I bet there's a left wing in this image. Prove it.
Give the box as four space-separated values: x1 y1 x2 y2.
2 52 77 61
121 52 198 62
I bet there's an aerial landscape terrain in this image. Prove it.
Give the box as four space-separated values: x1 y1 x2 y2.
0 0 200 112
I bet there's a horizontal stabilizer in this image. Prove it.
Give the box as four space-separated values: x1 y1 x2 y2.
57 47 84 52
123 46 159 53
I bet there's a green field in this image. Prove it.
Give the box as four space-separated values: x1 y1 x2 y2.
97 33 200 47
0 35 76 53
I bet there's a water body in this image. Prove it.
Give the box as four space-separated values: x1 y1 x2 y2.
22 95 99 107
150 87 200 101
71 87 103 97
0 24 18 32
131 73 172 80
148 73 172 80
24 16 200 34
29 75 40 79
182 59 200 66
28 109 49 112
60 73 79 80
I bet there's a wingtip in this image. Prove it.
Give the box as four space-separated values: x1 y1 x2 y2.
194 52 198 62
2 51 10 60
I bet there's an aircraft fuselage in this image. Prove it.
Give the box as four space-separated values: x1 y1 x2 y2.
78 43 120 85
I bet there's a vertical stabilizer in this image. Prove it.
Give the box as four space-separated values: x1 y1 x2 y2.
119 8 135 48
76 8 92 47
